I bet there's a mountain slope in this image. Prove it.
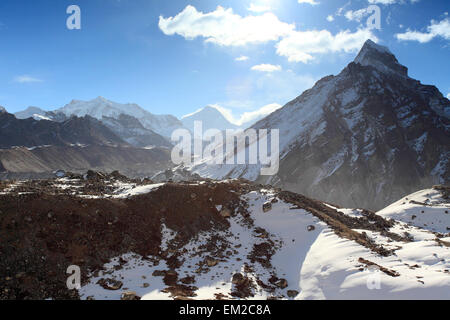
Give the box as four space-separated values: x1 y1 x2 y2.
56 97 183 137
0 145 171 179
377 185 449 233
182 106 238 132
14 105 173 148
1 179 448 300
101 114 172 148
0 110 127 149
192 39 450 210
14 106 50 121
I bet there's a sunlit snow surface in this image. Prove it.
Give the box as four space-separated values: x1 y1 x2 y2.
79 187 450 300
377 188 450 234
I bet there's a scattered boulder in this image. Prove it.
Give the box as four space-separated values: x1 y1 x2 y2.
287 290 299 298
97 278 123 291
180 276 195 285
205 257 218 267
85 170 106 181
307 225 315 232
276 279 288 289
152 270 165 277
120 291 140 300
163 270 178 286
263 202 272 213
220 208 232 218
232 273 245 286
110 170 128 181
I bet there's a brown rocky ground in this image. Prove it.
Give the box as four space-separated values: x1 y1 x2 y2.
0 172 440 300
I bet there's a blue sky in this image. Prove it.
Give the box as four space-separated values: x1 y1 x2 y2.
0 0 449 122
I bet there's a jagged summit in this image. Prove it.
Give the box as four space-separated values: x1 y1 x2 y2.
181 105 237 132
56 97 183 137
0 106 6 114
95 96 108 102
14 106 48 120
358 39 392 55
181 105 222 119
354 39 408 77
193 39 450 211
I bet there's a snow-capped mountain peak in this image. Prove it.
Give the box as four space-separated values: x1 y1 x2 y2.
56 97 183 138
182 105 237 132
354 39 408 77
192 40 450 211
14 106 48 120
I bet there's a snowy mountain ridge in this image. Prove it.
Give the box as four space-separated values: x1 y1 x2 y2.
354 39 408 77
56 96 182 138
14 106 49 121
189 39 450 211
1 176 448 300
181 105 238 132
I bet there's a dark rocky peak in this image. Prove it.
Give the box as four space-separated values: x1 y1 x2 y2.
354 39 408 77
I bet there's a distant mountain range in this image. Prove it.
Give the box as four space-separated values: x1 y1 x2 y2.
0 109 126 148
0 107 172 178
12 98 259 148
191 39 450 210
3 39 449 211
180 105 269 132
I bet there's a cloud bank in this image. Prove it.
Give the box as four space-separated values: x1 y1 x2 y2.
396 18 450 43
13 75 43 83
159 5 377 64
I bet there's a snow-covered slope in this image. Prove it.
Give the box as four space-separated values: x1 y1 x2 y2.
3 177 448 300
14 106 50 121
100 114 172 148
181 106 238 132
74 182 450 300
378 186 450 234
190 39 450 211
56 97 183 137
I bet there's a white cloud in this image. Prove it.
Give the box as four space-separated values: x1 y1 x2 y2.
247 3 271 13
209 103 282 126
368 0 397 4
13 75 43 83
158 5 294 46
326 15 334 22
251 64 282 72
298 0 320 5
447 93 450 99
237 103 282 125
159 5 378 64
235 55 249 61
276 28 377 63
345 8 371 22
396 18 450 43
368 0 420 4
